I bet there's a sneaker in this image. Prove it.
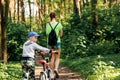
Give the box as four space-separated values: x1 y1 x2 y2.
54 70 59 78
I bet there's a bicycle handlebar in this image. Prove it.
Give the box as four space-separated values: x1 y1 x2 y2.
40 50 58 55
40 52 49 55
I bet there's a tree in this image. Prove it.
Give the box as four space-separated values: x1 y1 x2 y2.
13 0 16 22
0 0 1 59
17 0 20 21
0 0 9 64
91 0 98 27
28 0 32 31
20 0 25 22
73 0 81 16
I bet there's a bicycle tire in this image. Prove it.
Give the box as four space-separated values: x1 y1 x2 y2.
39 72 47 80
48 70 56 80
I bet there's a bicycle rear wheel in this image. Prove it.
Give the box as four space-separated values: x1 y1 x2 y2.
39 72 47 80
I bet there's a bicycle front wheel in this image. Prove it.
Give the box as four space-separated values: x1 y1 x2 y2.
39 72 47 80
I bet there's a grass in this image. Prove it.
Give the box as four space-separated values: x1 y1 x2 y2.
1 54 120 80
0 61 22 80
61 54 120 80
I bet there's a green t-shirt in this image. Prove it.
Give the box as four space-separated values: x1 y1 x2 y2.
46 21 63 43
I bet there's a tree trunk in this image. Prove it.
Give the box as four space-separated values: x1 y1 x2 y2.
17 0 20 21
73 0 80 15
0 0 9 64
36 0 42 28
0 0 2 59
20 0 25 23
79 0 82 16
28 0 32 31
13 0 16 22
9 0 14 21
91 0 98 27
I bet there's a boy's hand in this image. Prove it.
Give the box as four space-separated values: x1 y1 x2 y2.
40 52 49 55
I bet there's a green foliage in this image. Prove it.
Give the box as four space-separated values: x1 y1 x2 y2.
7 20 47 61
62 4 120 59
86 41 117 56
4 2 120 80
62 13 87 58
7 22 29 61
61 5 120 79
87 55 120 80
0 62 22 80
61 54 120 80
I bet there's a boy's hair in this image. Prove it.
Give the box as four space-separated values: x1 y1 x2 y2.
50 12 56 20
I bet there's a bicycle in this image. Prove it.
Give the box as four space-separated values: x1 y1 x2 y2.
38 52 57 80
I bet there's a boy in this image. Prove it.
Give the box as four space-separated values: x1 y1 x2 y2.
21 31 56 80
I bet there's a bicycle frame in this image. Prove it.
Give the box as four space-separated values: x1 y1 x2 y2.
38 52 53 80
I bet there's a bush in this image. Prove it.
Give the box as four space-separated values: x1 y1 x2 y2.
62 4 120 59
86 41 116 56
7 22 29 61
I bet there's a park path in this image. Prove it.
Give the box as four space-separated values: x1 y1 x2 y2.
35 65 82 80
35 54 82 80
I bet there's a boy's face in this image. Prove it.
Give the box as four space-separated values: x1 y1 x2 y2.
29 36 38 42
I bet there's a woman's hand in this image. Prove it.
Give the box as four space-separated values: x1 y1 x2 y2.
52 50 58 54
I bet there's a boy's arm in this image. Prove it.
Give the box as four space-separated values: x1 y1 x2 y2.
33 43 51 53
33 43 58 54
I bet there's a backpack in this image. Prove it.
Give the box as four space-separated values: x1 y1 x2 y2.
48 22 59 46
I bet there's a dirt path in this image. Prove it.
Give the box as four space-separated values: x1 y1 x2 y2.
35 65 82 80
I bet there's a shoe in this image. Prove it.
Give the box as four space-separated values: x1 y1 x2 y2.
54 70 59 78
